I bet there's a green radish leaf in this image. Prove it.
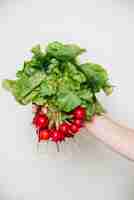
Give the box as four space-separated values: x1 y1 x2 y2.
56 92 81 112
47 41 86 61
64 62 86 83
78 63 108 92
61 113 73 121
21 90 38 105
2 41 112 118
40 75 57 97
94 100 106 115
103 84 113 96
2 79 16 93
3 71 46 103
77 89 93 102
81 100 95 120
32 95 47 106
15 71 46 100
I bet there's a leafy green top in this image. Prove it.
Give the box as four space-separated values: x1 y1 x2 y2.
2 41 113 120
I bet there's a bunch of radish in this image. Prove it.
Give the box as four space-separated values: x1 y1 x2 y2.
3 41 113 154
32 104 86 144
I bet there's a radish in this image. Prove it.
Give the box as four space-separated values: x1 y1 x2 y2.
70 123 79 133
51 130 60 142
73 106 86 120
73 119 83 128
35 114 49 129
59 123 70 135
39 129 50 141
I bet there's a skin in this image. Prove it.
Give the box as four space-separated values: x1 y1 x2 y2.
86 114 134 161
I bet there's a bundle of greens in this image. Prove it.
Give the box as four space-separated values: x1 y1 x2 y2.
3 41 113 144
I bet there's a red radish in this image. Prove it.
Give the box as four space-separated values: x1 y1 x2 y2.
51 130 60 142
32 112 42 125
38 111 44 115
70 123 79 134
35 114 49 128
59 123 70 135
73 106 86 120
41 106 48 114
33 116 37 125
65 132 74 138
73 119 83 128
49 128 55 138
36 129 39 135
59 131 65 141
60 123 73 137
39 129 50 141
32 104 39 113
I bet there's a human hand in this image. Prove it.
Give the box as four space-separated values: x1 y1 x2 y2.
86 114 134 161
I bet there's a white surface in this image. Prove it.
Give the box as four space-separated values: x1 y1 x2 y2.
0 0 134 199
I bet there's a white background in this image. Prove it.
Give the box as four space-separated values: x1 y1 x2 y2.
0 0 134 199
